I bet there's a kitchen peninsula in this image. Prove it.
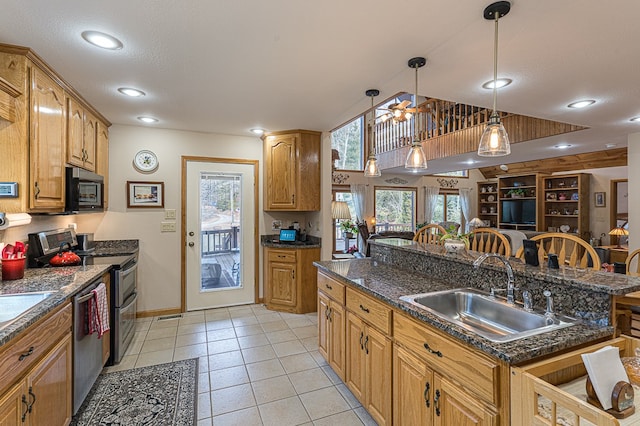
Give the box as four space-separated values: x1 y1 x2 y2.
314 238 640 425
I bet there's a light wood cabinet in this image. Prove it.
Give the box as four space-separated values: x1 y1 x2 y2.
541 173 590 238
101 271 111 364
0 303 73 426
318 291 346 380
96 121 109 210
67 96 97 171
264 130 321 211
0 43 111 214
29 67 66 211
264 247 320 313
477 181 498 228
346 311 392 426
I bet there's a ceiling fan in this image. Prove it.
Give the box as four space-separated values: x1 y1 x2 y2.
378 57 428 125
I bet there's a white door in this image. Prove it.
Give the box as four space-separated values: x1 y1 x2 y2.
186 160 256 310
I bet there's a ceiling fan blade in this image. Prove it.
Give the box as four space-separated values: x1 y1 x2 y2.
398 100 412 109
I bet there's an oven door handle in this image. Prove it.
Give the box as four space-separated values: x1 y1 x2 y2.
121 291 137 309
119 262 138 279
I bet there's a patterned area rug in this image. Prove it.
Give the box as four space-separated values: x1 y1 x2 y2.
72 359 197 426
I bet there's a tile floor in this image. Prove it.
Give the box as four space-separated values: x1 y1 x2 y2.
105 304 377 426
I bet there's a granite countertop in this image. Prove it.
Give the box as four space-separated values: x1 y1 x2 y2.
0 265 111 347
314 258 614 365
260 234 321 249
92 239 139 256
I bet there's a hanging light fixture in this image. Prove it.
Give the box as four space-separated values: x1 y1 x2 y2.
404 57 428 171
478 1 511 157
364 89 381 177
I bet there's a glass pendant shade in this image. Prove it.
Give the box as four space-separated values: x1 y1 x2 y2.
478 114 510 156
405 140 428 170
364 154 381 177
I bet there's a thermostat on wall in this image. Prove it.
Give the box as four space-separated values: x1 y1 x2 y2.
0 182 18 198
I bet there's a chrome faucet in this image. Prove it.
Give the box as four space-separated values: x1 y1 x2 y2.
543 290 555 319
473 253 517 305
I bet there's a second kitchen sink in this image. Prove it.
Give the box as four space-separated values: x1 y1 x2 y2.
400 288 577 342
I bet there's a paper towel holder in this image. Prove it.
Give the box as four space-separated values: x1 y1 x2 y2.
0 212 32 230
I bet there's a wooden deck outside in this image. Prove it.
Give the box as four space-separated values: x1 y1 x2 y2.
201 251 240 288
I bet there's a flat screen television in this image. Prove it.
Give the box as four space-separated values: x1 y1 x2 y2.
521 200 536 224
501 200 536 224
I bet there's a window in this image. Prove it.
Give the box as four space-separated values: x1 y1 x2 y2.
333 190 357 253
331 116 364 171
374 187 417 233
432 191 462 229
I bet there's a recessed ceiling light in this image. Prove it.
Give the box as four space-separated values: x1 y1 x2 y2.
250 128 265 135
118 87 146 97
606 143 617 148
81 31 123 50
137 116 158 123
465 159 476 165
631 117 640 122
482 78 512 89
554 144 572 149
567 100 595 109
499 164 509 171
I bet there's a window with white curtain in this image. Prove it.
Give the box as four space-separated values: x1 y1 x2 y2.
432 191 462 227
374 187 417 233
332 190 357 253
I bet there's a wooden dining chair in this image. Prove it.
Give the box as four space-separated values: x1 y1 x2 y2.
514 232 601 270
469 228 512 257
626 248 640 276
413 224 447 245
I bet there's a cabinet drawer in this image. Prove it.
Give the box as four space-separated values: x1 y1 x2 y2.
317 273 345 304
346 288 392 335
0 303 72 394
393 313 500 405
267 250 296 263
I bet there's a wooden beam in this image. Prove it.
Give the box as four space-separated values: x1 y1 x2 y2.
479 147 628 178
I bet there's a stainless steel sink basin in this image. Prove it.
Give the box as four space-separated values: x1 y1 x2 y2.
400 288 577 342
0 292 53 328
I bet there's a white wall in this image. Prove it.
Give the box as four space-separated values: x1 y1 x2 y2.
628 132 640 252
93 124 263 314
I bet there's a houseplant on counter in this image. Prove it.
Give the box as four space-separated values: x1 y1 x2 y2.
507 188 526 198
440 226 470 253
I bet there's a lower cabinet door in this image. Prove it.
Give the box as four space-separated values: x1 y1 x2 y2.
345 312 366 402
434 374 498 426
318 292 330 360
0 381 27 425
27 334 72 426
328 302 345 381
365 325 392 426
393 344 433 426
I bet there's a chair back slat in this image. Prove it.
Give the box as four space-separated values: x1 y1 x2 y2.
626 249 640 276
469 228 511 257
414 224 447 245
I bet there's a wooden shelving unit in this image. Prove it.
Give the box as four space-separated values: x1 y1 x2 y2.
477 181 498 228
497 174 544 231
542 173 590 239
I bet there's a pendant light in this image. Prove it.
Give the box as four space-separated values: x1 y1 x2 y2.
478 1 511 157
404 57 428 171
364 89 381 177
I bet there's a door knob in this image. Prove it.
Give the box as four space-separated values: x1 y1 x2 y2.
188 231 195 236
188 242 194 247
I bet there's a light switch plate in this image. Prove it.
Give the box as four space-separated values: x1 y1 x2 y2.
164 209 176 220
161 222 176 232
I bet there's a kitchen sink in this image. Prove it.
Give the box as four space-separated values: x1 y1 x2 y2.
399 288 577 342
0 292 53 329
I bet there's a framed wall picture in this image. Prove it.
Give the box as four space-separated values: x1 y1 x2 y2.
127 181 164 208
594 191 606 208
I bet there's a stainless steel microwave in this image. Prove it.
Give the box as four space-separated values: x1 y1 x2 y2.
65 167 104 213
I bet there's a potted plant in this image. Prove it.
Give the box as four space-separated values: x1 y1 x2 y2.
508 188 526 198
340 219 359 238
440 225 470 253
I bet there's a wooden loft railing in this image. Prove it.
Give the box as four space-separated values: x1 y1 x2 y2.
372 97 587 169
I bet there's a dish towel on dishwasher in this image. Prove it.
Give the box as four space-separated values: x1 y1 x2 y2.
88 282 110 338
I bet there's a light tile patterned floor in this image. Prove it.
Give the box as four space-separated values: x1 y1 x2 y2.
105 304 378 426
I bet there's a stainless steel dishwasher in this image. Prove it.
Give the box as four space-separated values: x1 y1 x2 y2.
73 278 105 414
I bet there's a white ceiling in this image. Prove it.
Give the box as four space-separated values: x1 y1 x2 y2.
2 0 639 174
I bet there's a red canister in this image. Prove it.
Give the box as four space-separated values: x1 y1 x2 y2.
1 257 26 280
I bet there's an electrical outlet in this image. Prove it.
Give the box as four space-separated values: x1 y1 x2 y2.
161 222 176 232
165 209 176 220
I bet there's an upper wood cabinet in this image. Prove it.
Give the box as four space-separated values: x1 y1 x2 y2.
264 130 321 211
0 43 111 213
96 121 109 210
67 97 97 171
